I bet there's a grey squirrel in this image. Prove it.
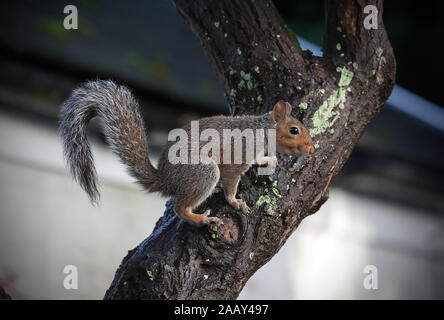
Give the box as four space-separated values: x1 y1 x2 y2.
59 80 314 227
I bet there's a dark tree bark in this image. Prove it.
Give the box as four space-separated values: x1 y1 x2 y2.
104 0 395 299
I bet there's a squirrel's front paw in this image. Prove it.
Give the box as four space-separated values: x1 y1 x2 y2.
238 199 250 214
229 199 250 214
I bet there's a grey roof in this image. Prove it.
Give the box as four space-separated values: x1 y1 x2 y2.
0 0 226 110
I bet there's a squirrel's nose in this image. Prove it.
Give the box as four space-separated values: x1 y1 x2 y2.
307 145 315 155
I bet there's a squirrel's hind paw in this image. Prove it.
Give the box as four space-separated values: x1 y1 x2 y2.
203 216 224 227
202 209 224 227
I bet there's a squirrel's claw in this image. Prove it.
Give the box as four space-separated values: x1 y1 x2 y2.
202 209 224 227
237 199 250 214
228 198 250 214
204 217 224 227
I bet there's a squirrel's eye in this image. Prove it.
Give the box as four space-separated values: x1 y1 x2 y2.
289 127 299 135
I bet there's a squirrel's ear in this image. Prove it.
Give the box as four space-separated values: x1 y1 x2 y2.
271 100 292 124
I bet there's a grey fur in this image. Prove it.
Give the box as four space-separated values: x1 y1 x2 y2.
59 80 158 203
59 80 273 210
156 115 271 198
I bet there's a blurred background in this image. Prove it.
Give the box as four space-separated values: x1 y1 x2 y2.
0 0 443 299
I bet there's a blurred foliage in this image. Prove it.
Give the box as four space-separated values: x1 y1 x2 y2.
274 0 444 107
40 17 95 41
125 52 173 85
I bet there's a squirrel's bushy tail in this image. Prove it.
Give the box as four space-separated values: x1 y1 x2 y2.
59 80 159 203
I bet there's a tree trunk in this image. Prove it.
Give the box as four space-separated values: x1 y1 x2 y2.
104 0 395 299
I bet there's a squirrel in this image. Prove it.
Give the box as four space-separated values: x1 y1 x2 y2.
59 80 314 227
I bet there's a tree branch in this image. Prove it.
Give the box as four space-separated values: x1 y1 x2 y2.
104 0 395 299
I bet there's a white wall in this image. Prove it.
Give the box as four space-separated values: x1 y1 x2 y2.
0 110 443 299
239 189 444 299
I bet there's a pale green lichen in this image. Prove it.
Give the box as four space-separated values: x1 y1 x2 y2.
224 33 228 38
271 187 282 198
310 92 344 136
336 67 354 87
256 195 271 206
229 68 237 76
336 43 341 51
337 26 342 32
254 66 260 73
249 252 254 260
213 21 220 28
237 48 242 55
240 70 251 81
376 47 383 58
204 274 209 280
319 88 325 95
265 199 277 215
298 102 308 110
257 95 263 102
309 67 354 137
270 181 282 198
256 181 281 214
146 269 154 281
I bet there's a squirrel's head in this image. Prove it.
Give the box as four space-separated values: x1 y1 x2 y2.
271 100 315 156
